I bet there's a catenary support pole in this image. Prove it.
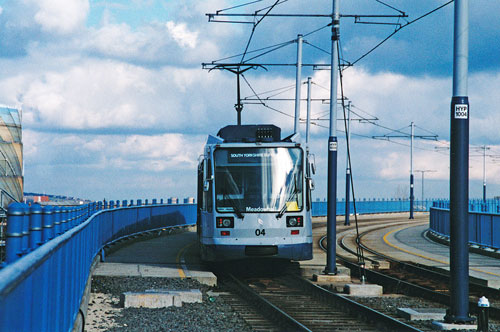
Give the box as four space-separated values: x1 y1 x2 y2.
294 35 303 134
409 122 414 219
325 0 339 275
306 77 312 144
446 0 472 323
482 145 487 202
345 101 351 226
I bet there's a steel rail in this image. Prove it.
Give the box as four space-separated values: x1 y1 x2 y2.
226 270 423 331
290 275 423 332
226 273 312 332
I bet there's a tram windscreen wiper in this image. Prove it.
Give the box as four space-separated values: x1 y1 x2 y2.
223 191 244 219
276 182 299 219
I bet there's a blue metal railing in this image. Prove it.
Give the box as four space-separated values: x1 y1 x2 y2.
432 199 500 214
0 200 196 332
430 206 500 249
311 199 437 217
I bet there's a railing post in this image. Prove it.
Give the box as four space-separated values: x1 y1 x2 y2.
42 205 54 242
6 202 25 263
29 203 43 249
53 206 62 236
61 207 69 233
22 204 30 255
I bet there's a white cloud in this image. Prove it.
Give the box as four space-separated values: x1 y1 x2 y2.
33 0 90 34
166 21 198 49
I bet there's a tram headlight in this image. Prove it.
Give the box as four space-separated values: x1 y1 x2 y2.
286 216 303 227
216 217 234 228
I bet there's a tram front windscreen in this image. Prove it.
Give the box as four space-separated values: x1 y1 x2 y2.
214 147 303 214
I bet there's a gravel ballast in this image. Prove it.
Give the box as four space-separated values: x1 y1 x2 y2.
85 276 253 332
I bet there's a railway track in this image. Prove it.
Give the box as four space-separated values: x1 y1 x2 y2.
324 221 500 321
214 260 424 332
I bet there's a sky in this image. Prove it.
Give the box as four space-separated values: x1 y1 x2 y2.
0 0 499 202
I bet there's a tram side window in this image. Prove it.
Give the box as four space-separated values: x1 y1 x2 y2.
203 159 213 212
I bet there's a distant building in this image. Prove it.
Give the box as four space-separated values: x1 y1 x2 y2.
0 106 23 209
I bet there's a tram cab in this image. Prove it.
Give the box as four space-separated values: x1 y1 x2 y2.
197 124 314 261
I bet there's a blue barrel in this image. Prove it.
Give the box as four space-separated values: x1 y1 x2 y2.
6 203 25 263
152 199 157 205
29 204 43 249
122 200 127 207
137 199 142 206
160 198 164 204
42 205 54 242
145 199 149 205
53 205 62 236
129 200 134 206
22 204 30 254
115 200 120 208
109 200 115 209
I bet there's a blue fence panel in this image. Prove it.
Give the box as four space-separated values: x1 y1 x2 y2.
311 199 436 217
430 205 500 250
0 202 196 332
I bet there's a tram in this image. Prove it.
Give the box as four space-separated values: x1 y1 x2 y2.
197 124 314 261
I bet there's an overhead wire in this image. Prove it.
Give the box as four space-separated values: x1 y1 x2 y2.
240 0 284 63
217 0 264 14
348 0 454 68
337 41 366 276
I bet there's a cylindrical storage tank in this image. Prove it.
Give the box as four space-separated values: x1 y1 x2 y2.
97 201 102 210
145 199 149 205
115 200 120 208
22 204 30 254
109 200 115 209
122 200 127 207
42 205 54 242
160 198 164 204
29 203 43 249
6 202 25 263
137 199 142 206
152 199 157 205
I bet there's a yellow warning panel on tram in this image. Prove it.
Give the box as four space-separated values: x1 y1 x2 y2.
286 201 299 211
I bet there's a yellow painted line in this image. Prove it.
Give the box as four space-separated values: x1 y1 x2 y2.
176 242 195 278
383 225 500 277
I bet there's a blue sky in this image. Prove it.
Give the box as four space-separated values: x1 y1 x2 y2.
0 0 499 201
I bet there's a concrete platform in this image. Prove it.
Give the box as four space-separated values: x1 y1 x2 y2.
94 228 217 286
120 289 202 308
360 219 500 292
397 308 446 321
312 266 351 284
344 283 383 296
431 321 477 331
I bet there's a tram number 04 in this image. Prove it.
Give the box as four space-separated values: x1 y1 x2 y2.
255 229 266 236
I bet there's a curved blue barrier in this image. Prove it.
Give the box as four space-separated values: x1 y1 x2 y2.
430 207 500 249
0 202 196 332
